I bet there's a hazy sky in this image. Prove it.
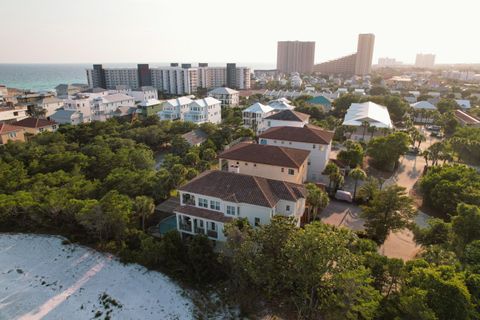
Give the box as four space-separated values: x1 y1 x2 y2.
1 0 479 65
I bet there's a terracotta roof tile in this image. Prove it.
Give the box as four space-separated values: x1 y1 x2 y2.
179 170 306 208
259 124 334 145
265 110 310 122
0 123 23 134
219 143 309 168
14 117 57 128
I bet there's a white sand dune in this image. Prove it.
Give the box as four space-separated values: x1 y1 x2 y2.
0 234 194 320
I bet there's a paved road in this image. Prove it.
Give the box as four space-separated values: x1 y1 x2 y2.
324 128 439 260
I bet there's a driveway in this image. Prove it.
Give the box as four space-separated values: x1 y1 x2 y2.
320 199 431 261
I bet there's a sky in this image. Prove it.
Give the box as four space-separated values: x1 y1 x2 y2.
1 0 479 65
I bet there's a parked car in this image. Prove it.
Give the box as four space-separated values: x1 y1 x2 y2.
431 131 444 138
406 146 421 155
425 125 441 131
335 190 353 203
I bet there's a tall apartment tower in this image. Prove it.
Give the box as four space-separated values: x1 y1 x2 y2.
355 34 375 76
415 54 436 68
276 41 315 74
92 64 107 88
226 63 237 89
137 64 152 87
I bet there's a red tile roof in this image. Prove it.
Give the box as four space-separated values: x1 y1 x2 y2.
454 110 480 125
0 123 23 134
259 124 334 145
179 170 306 208
219 142 309 168
14 117 57 128
265 110 310 122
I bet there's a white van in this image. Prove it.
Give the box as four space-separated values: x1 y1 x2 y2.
335 190 353 203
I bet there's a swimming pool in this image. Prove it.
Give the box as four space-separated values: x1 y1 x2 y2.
157 215 177 235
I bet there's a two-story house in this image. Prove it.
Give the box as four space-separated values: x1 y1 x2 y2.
0 123 25 144
13 117 58 135
259 125 334 181
261 109 310 132
174 170 306 243
218 142 309 184
242 102 275 134
208 87 239 108
158 97 193 121
183 97 222 124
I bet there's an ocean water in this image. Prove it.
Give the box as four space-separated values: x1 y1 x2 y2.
0 62 275 92
0 64 90 91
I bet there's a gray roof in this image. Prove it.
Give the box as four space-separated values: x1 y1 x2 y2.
181 129 208 145
208 87 239 95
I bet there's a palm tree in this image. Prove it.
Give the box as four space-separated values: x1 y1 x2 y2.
416 132 426 148
306 183 329 222
349 167 367 200
331 172 344 191
421 150 431 167
323 162 340 190
134 196 155 231
361 121 370 140
357 177 380 203
368 126 376 139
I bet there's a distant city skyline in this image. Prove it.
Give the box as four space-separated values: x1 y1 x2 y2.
1 0 479 65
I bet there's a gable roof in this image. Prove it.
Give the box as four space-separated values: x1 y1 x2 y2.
219 142 310 168
411 101 436 110
50 109 81 120
179 170 306 208
455 99 471 109
454 110 480 125
265 110 310 122
268 99 295 111
342 101 393 128
0 123 23 134
102 93 134 103
164 96 193 107
14 117 57 128
243 102 274 114
191 97 221 107
259 124 334 145
182 129 208 145
208 87 239 95
307 95 332 106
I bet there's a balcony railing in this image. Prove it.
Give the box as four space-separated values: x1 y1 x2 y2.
179 222 192 232
194 227 205 234
207 230 218 239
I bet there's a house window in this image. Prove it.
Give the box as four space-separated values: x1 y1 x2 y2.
254 217 260 227
267 121 271 127
312 144 316 149
253 164 256 167
210 200 220 211
226 205 236 216
288 169 295 175
281 168 284 173
260 139 267 145
210 222 217 231
245 162 248 166
13 112 18 116
286 205 291 211
198 198 208 208
8 132 16 138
